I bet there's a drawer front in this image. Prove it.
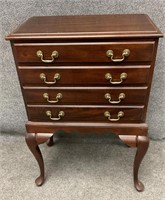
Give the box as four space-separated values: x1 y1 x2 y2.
24 88 147 105
14 41 154 63
19 66 150 86
27 106 145 123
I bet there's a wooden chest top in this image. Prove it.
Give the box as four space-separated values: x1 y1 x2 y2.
6 14 163 40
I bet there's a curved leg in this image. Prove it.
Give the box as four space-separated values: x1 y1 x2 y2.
119 135 149 192
47 135 54 146
25 132 54 186
25 133 44 186
134 135 149 192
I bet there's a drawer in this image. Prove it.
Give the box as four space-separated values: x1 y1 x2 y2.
19 66 150 86
14 41 154 63
24 87 148 105
27 105 145 123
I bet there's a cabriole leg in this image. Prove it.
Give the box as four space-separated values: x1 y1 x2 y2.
119 135 149 192
25 132 54 186
134 135 149 192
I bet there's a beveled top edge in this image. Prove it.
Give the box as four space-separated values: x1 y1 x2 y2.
6 14 163 40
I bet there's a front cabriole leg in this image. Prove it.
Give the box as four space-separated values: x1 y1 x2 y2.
134 135 149 192
25 132 54 186
119 135 149 192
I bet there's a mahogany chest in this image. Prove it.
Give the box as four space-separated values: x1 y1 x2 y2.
6 14 163 191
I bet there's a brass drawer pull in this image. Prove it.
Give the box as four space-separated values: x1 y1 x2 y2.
104 111 124 121
46 110 65 121
40 73 60 84
36 50 59 63
43 93 62 103
104 93 125 104
106 49 130 62
105 72 127 84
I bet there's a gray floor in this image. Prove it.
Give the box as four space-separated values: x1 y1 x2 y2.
0 133 165 200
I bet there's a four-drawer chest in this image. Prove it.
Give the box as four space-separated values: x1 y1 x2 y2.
6 14 163 191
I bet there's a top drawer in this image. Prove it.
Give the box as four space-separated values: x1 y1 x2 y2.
13 41 155 64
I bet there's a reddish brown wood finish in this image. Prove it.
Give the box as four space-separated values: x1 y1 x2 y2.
14 42 154 63
26 121 148 136
6 14 163 191
25 132 53 186
19 66 151 86
27 105 145 123
133 135 149 192
119 134 149 191
6 14 163 40
24 87 148 105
